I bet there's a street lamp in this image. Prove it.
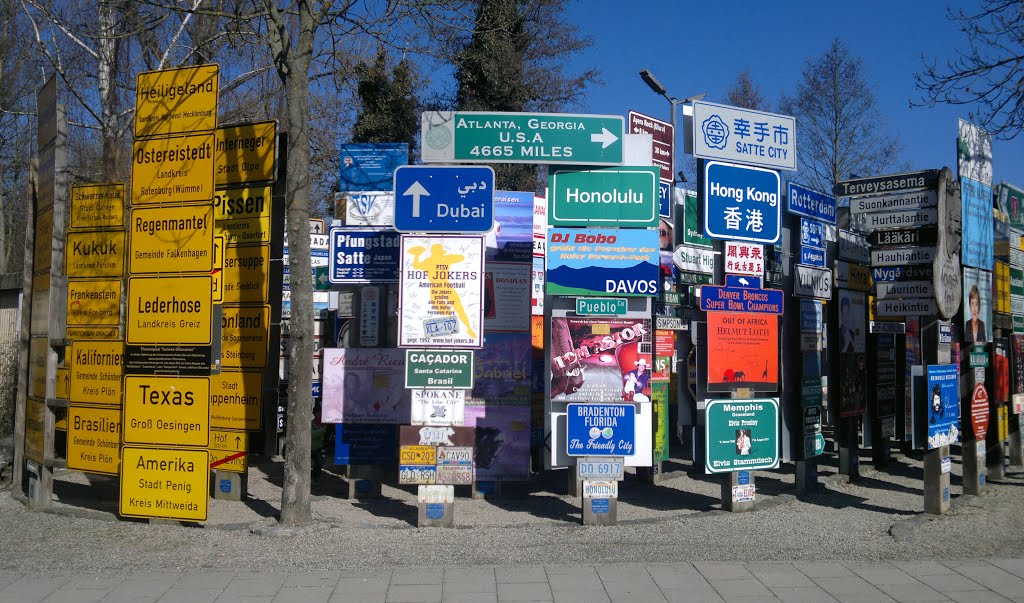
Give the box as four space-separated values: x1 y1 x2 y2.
638 69 705 184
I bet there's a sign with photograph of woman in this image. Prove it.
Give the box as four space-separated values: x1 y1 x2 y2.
963 267 992 344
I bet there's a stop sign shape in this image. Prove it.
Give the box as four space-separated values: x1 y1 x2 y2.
971 383 990 440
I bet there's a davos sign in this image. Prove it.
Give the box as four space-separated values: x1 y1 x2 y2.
704 161 781 244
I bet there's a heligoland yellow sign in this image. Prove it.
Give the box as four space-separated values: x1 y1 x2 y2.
129 203 214 274
120 446 208 522
135 64 219 138
126 275 212 345
131 132 215 205
70 183 124 230
122 375 210 447
216 121 276 185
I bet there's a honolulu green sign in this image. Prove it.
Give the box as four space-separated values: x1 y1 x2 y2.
549 167 658 227
421 111 624 166
705 398 779 474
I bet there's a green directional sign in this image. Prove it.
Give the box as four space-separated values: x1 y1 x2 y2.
549 166 658 227
705 398 779 474
421 111 624 166
575 297 627 316
969 351 989 368
405 350 474 389
1015 314 1024 334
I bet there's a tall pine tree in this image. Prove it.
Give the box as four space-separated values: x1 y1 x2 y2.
352 48 420 157
455 0 535 191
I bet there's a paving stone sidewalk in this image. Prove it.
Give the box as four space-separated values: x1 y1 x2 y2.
2 558 1024 602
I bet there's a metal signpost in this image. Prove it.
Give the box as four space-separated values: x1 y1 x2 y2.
566 404 636 525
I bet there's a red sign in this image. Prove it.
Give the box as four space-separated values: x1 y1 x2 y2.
971 383 990 440
724 242 765 276
655 330 675 356
629 111 674 182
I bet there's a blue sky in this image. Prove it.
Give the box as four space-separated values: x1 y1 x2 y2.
567 0 1022 188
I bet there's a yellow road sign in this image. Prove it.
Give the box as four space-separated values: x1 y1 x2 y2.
29 337 48 398
70 183 125 230
30 273 50 335
67 279 121 326
221 305 269 369
135 65 219 138
122 375 210 447
127 275 213 345
210 371 262 431
216 121 276 185
56 367 69 400
25 397 45 463
66 326 120 340
119 446 208 522
209 429 247 473
221 244 269 304
70 340 123 406
66 405 121 475
216 216 271 246
213 186 272 220
129 203 214 274
131 132 216 205
65 230 125 278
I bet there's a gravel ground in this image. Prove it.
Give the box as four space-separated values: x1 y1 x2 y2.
2 448 1023 571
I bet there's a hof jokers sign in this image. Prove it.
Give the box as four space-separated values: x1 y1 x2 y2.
566 403 636 457
693 101 796 171
704 161 781 244
393 165 494 233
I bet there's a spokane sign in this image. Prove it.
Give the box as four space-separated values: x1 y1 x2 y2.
833 169 939 198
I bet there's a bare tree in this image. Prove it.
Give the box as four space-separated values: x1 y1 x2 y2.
724 68 768 111
914 0 1024 139
779 38 904 194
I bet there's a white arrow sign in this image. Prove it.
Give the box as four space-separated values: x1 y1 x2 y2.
402 181 430 218
591 127 618 149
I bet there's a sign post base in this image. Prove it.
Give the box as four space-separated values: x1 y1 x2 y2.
963 441 988 495
923 446 951 515
417 501 454 528
472 480 500 499
1009 429 1024 466
721 471 755 512
637 463 663 485
794 460 818 494
346 465 383 500
839 420 860 479
582 496 617 525
211 470 245 501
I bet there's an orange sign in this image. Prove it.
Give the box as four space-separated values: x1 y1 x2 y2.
706 312 779 393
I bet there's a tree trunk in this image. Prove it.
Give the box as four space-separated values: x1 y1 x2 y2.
97 0 119 180
278 47 314 527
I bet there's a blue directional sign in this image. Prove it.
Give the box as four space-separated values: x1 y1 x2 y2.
787 182 837 224
725 275 762 289
566 403 636 457
704 161 781 244
328 227 400 283
339 143 408 192
800 246 826 268
312 380 321 399
800 218 825 250
393 165 494 233
699 285 784 314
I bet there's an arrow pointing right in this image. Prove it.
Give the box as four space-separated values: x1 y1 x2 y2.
590 127 619 149
402 181 430 218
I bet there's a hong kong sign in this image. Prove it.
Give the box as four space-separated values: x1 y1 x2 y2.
692 101 796 171
703 161 781 244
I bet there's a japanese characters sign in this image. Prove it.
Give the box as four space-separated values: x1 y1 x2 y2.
703 161 781 244
692 101 796 170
